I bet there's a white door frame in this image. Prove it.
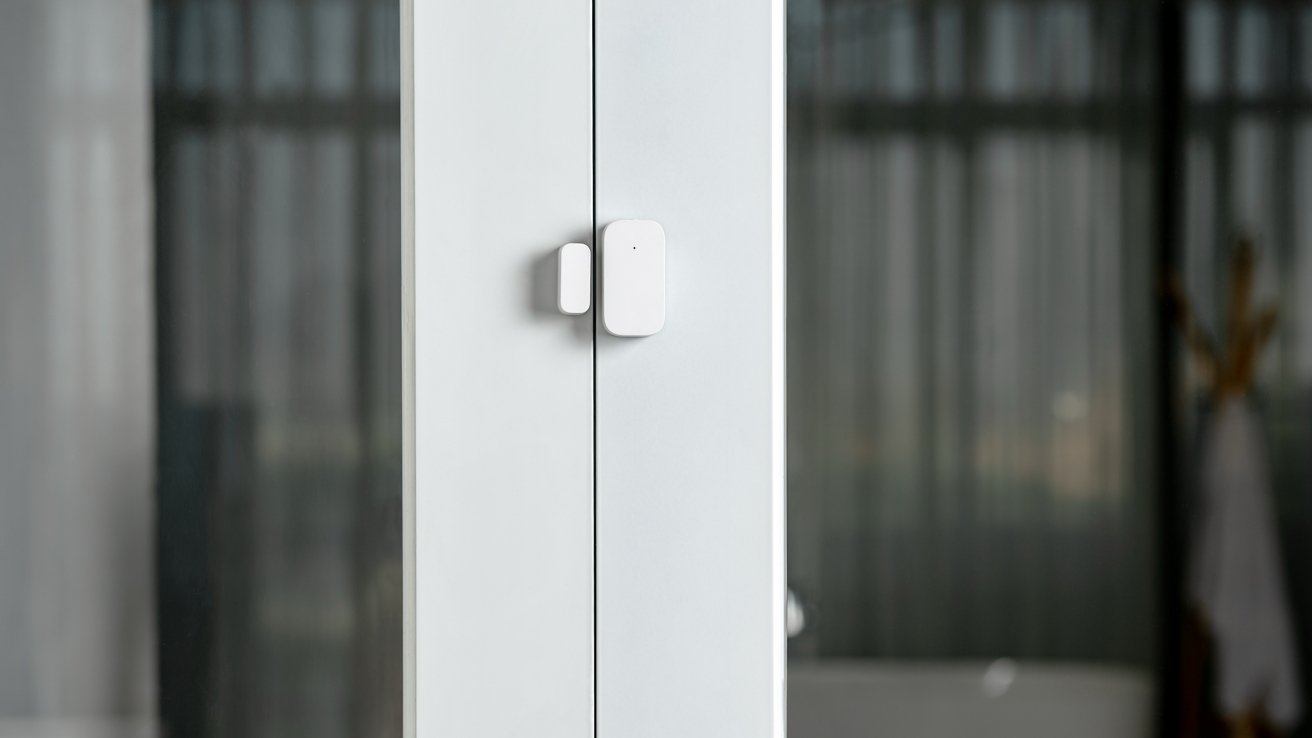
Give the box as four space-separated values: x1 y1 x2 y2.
403 0 784 734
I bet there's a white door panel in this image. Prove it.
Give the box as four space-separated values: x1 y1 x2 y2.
411 0 594 735
595 0 786 736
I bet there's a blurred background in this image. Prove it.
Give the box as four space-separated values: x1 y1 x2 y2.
2 1 1311 738
787 2 1160 734
786 2 1312 738
1 0 401 736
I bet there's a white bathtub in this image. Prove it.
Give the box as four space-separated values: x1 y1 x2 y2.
789 661 1154 738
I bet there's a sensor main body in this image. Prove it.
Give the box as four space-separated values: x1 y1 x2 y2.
602 219 665 337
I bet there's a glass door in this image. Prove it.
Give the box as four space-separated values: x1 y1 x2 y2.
782 4 1312 737
785 3 1160 737
152 1 403 735
0 1 406 736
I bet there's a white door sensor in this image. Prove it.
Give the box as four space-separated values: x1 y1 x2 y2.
557 242 591 315
602 220 665 336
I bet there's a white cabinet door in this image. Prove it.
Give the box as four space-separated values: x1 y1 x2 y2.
594 1 786 737
409 1 594 737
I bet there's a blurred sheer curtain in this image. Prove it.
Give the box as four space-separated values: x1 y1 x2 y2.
1181 3 1312 732
0 1 156 735
787 0 1159 666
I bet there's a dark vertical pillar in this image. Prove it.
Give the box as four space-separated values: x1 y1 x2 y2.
150 2 203 736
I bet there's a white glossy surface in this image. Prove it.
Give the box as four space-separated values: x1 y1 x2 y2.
601 220 665 336
595 0 786 734
412 0 593 735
